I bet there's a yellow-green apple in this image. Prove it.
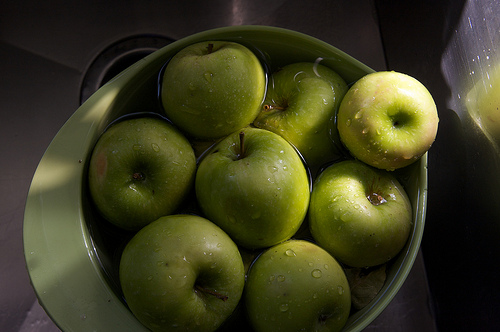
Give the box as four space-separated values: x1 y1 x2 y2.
88 116 196 231
308 159 412 268
245 240 351 332
119 214 245 332
466 63 500 146
160 41 266 140
253 62 348 168
195 127 310 249
337 71 439 171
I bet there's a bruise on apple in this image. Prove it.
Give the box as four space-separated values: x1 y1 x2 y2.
95 150 108 180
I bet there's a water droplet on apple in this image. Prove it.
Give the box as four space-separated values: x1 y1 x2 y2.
338 286 344 295
308 262 314 267
311 269 322 278
128 183 138 192
354 110 363 119
203 71 213 82
210 262 217 269
151 143 160 152
147 275 153 281
268 165 278 173
277 275 286 282
362 127 369 134
285 249 296 257
346 119 352 127
312 293 318 299
279 303 289 312
324 264 329 270
269 275 275 282
132 144 142 151
188 82 196 91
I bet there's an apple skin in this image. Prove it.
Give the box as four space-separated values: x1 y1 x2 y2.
337 71 439 171
308 159 412 268
119 214 245 332
88 116 196 231
466 63 500 146
253 62 348 168
195 127 310 250
161 40 266 140
245 239 351 332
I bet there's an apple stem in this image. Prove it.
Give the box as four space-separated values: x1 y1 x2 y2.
238 131 245 160
207 43 214 54
195 285 228 302
263 104 285 111
367 192 387 206
132 172 144 181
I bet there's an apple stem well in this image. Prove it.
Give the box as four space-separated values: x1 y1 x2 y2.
206 43 214 54
263 104 286 111
132 172 145 181
367 192 387 206
194 285 228 302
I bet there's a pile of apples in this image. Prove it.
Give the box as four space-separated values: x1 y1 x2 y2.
87 40 438 332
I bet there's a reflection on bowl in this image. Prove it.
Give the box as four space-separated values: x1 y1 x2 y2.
23 25 427 331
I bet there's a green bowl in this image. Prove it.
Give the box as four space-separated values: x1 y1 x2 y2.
23 25 427 331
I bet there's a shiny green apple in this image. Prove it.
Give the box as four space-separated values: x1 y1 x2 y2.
195 127 310 249
161 40 266 140
119 214 245 332
245 240 351 332
309 159 412 268
253 62 348 168
466 63 500 146
337 71 438 171
88 116 196 231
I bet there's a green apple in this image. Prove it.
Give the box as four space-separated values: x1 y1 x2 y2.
195 127 310 249
308 159 412 268
88 116 196 231
245 239 351 332
337 71 439 171
119 214 245 332
161 40 266 140
466 62 500 146
253 62 348 168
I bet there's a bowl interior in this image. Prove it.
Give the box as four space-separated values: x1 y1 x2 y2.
23 25 427 332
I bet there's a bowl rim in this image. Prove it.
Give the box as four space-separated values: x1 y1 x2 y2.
23 24 427 332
